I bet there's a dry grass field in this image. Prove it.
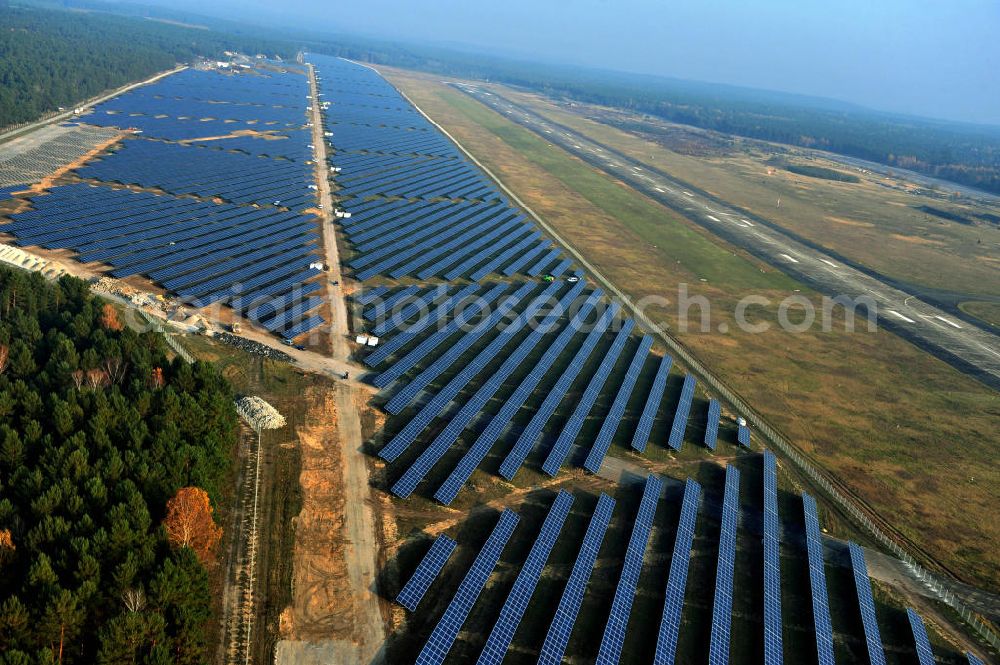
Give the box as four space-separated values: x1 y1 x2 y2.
382 67 1000 592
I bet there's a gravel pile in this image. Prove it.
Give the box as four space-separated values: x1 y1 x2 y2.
235 396 286 431
214 332 293 363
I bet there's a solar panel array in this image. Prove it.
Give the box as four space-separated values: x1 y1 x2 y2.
415 509 519 665
631 354 673 452
542 318 637 476
667 374 697 450
596 474 663 665
966 652 986 665
653 478 702 665
396 535 457 611
476 491 574 665
309 54 571 281
763 450 783 665
848 542 887 665
708 465 740 665
499 303 620 481
538 493 616 665
703 399 721 450
907 608 935 665
3 62 326 341
802 493 836 665
583 335 654 473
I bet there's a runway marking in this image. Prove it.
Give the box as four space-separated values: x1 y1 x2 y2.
779 253 800 263
740 219 755 226
683 191 693 197
887 310 916 323
654 187 665 193
935 316 962 329
706 215 721 222
820 259 838 268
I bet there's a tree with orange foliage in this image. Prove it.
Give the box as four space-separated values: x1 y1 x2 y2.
0 344 8 376
162 487 222 565
0 528 14 566
99 303 123 331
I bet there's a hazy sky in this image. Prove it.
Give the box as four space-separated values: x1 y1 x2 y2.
171 0 1000 125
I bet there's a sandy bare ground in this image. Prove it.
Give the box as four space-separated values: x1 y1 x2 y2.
275 64 385 665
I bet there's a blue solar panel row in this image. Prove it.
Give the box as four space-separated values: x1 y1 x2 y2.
542 318 636 476
498 303 620 481
379 282 550 465
802 494 836 665
415 509 519 665
667 374 697 450
382 281 543 411
371 286 450 337
396 535 458 612
353 285 389 305
704 399 721 450
653 478 702 665
362 284 421 321
373 282 521 389
708 465 741 665
392 281 579 498
966 652 986 665
538 493 616 665
596 474 662 665
907 608 935 665
362 282 484 367
584 334 654 473
737 423 751 447
763 450 783 665
476 491 574 665
849 542 887 665
434 282 602 505
630 354 673 452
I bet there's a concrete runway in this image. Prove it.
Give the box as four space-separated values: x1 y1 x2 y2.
453 83 1000 390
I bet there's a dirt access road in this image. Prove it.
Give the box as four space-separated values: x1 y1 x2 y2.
274 63 385 665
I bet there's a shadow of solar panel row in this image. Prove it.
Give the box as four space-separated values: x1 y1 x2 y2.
537 493 615 665
421 281 590 503
708 466 740 665
498 302 620 481
584 334 655 473
387 283 571 493
543 318 636 476
371 285 450 337
596 473 662 665
363 282 495 369
667 373 697 450
477 491 574 665
849 542 887 665
631 353 673 452
396 535 457 612
703 399 722 450
76 139 314 209
371 282 516 390
654 478 702 665
434 289 603 505
763 450 783 665
8 184 325 335
414 509 519 665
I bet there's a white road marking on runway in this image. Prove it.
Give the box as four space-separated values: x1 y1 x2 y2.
740 219 755 226
779 253 800 263
935 316 963 329
887 310 916 323
820 259 838 268
707 215 721 222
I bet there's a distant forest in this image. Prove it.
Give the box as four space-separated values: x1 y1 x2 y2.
315 41 1000 196
0 6 296 129
0 267 237 663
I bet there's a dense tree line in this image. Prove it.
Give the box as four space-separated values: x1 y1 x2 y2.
0 267 237 664
0 5 296 129
312 40 1000 196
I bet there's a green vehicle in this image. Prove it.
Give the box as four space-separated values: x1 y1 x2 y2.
541 274 555 282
